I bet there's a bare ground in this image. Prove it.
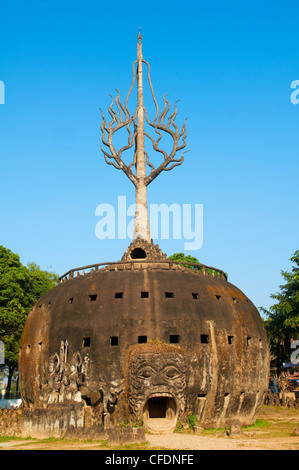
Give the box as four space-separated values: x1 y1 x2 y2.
0 406 298 450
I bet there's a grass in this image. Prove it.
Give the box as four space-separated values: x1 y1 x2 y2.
193 412 286 438
243 419 271 430
0 435 31 442
201 427 229 436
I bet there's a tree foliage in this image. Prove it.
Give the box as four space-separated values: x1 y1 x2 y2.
261 250 299 368
168 252 228 279
168 252 200 268
0 246 58 392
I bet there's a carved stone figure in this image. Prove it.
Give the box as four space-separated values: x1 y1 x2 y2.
129 346 186 425
39 342 88 405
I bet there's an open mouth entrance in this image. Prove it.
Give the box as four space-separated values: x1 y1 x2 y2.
143 395 177 433
148 396 168 418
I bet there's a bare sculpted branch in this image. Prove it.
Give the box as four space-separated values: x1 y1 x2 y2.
100 40 188 186
143 89 188 185
100 32 188 241
100 88 138 186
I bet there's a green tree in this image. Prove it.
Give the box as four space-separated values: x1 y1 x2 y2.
0 246 58 396
168 252 200 268
261 250 299 373
168 252 228 279
26 262 58 304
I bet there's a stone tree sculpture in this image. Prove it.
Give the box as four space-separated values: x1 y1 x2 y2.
100 32 188 243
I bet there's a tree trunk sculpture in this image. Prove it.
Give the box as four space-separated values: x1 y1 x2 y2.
100 32 188 242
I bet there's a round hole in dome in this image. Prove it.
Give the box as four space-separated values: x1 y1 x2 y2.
131 248 146 259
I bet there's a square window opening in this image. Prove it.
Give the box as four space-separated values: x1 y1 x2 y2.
165 292 174 298
115 292 123 299
141 291 149 298
89 294 97 301
138 335 147 344
110 336 119 346
170 335 180 344
83 337 91 347
192 293 199 299
201 334 209 344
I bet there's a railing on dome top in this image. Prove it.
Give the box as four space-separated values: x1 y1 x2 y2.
59 260 227 283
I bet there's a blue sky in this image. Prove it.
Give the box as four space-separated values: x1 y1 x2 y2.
0 0 298 315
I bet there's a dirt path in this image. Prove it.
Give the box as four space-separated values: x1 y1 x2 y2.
0 406 298 450
0 434 298 451
146 433 299 450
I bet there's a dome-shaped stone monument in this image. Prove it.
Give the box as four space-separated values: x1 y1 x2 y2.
18 34 269 438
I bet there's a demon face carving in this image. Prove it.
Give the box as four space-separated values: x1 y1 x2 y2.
129 347 186 422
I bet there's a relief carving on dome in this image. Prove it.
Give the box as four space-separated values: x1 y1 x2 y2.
38 339 124 424
39 340 88 405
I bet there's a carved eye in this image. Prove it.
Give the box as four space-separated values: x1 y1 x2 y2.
140 368 152 378
165 367 180 379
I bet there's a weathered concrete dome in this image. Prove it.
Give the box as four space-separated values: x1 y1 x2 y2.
19 241 269 437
